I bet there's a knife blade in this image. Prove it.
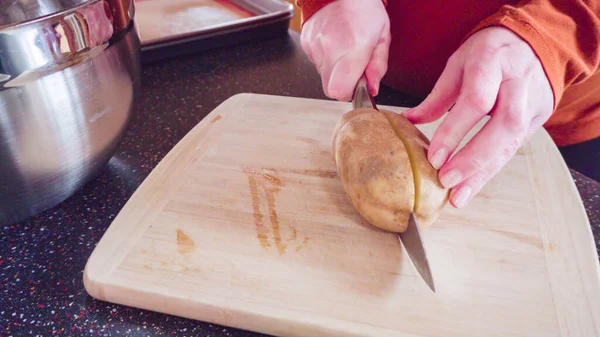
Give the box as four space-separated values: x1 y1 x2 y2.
399 213 435 291
352 75 377 110
352 74 436 292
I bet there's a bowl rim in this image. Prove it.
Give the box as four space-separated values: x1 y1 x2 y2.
0 0 102 31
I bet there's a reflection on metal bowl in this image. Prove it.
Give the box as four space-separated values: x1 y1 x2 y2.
0 0 141 225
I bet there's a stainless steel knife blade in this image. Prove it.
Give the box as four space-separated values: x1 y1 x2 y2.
352 75 377 110
352 74 436 292
398 213 435 292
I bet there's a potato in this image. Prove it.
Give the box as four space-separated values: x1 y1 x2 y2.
332 107 449 232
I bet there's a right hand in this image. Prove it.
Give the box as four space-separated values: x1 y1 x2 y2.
300 0 391 101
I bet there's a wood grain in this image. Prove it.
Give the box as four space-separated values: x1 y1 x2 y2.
84 93 600 337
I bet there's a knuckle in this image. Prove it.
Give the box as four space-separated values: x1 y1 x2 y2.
379 30 392 46
300 33 311 49
502 106 527 134
319 35 333 52
476 44 499 59
438 124 463 146
462 90 492 113
316 62 326 75
300 33 310 48
382 33 391 46
503 55 523 77
502 137 522 158
352 37 372 53
469 62 489 79
470 171 488 189
300 41 312 57
469 156 487 173
446 52 461 68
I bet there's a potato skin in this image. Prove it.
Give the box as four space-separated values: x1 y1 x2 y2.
332 107 449 232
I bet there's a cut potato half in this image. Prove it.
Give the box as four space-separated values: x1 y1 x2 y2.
332 107 449 232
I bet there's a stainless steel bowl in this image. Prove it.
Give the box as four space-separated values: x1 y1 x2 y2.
0 0 141 225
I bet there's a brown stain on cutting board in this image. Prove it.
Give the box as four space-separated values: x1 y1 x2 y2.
262 171 283 186
247 173 271 248
295 236 311 252
176 229 195 255
489 228 543 249
243 167 310 255
298 169 337 179
287 227 297 241
211 115 223 123
265 185 285 255
297 136 319 145
275 167 337 179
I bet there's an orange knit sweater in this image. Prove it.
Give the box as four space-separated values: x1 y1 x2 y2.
297 0 600 146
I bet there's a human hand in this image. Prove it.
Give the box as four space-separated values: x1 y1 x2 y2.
403 27 554 208
300 0 390 101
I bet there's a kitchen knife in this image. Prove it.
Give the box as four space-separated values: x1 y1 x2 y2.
351 74 436 292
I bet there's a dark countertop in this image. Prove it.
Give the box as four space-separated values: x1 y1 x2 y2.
1 30 599 337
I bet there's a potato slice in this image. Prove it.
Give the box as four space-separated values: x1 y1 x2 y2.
332 107 449 232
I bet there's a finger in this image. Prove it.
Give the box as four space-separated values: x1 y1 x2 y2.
426 108 488 170
448 145 510 208
305 34 333 96
310 33 326 73
300 29 331 96
402 51 464 124
300 20 322 66
365 22 391 96
427 52 503 169
326 46 373 101
449 122 538 208
438 79 528 190
314 35 339 97
300 31 314 63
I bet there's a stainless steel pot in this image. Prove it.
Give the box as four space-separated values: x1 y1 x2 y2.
0 0 141 225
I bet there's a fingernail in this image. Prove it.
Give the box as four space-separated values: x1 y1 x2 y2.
430 148 447 169
452 186 472 208
440 169 462 188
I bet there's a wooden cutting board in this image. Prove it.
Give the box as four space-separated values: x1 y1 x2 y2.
84 93 600 337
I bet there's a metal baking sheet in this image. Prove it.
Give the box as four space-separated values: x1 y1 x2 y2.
133 0 294 62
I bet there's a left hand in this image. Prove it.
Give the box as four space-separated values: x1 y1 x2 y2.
403 27 554 208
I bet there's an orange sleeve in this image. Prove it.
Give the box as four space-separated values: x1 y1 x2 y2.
462 0 600 111
296 0 387 27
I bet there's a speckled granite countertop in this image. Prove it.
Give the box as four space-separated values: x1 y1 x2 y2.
1 31 599 337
